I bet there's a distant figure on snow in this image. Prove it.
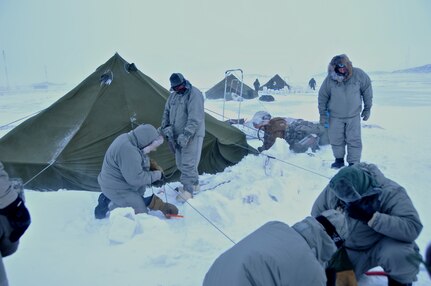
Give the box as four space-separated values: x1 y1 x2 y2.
312 163 423 286
0 162 31 286
94 124 178 219
159 73 205 203
253 78 260 92
318 54 373 169
309 77 317 90
203 209 348 286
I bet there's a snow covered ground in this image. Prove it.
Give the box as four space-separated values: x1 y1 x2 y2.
1 72 430 285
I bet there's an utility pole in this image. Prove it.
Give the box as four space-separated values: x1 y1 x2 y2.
2 50 10 90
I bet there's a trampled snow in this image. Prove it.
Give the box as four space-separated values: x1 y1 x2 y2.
1 73 430 285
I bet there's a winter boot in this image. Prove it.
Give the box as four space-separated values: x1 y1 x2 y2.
176 185 200 203
331 158 345 169
176 187 193 203
94 193 110 219
148 195 179 218
387 277 412 286
192 184 201 195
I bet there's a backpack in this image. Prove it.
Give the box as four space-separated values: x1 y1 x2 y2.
285 119 328 152
291 134 320 153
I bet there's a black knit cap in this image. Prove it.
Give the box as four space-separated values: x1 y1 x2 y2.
169 73 185 88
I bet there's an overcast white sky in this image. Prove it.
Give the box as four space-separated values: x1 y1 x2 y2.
1 0 430 89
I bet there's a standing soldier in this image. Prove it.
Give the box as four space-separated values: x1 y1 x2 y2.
309 77 317 90
253 78 260 92
160 73 205 202
318 54 372 168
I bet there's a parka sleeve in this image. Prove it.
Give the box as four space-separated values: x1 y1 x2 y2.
368 187 422 242
184 89 204 136
360 72 373 112
311 186 335 217
160 96 171 129
318 78 330 116
117 146 154 188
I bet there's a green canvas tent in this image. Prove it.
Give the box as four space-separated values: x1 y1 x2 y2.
205 74 257 100
0 53 256 192
261 74 291 91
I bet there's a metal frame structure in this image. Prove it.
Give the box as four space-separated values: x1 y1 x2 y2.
222 69 244 122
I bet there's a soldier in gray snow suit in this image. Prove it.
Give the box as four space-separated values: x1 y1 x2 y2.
95 124 178 219
318 54 373 168
309 77 317 90
203 209 348 286
0 162 31 286
311 163 423 286
160 73 205 202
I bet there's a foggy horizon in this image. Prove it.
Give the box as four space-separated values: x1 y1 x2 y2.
1 0 430 89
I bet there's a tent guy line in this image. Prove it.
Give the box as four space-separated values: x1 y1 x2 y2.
164 182 237 245
23 161 55 187
223 136 332 180
0 109 45 130
263 153 332 180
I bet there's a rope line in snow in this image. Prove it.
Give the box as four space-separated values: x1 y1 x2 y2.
165 183 236 245
263 154 332 180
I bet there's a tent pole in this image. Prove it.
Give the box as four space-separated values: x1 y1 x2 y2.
222 71 229 121
238 69 243 123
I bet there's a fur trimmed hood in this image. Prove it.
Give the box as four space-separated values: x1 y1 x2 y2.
328 54 353 82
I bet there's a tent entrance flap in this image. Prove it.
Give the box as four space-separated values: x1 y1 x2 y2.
222 69 243 123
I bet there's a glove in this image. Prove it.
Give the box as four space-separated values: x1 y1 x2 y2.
319 115 328 127
150 170 162 183
361 110 370 121
0 197 31 242
346 194 380 223
177 134 190 148
161 126 173 140
160 126 176 153
160 202 179 218
152 173 166 187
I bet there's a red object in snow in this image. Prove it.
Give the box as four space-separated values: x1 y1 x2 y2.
166 214 184 218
